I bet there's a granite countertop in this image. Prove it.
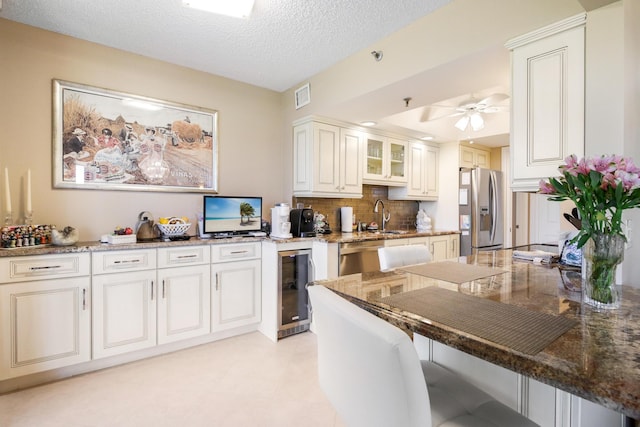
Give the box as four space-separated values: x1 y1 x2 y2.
316 229 459 244
311 248 640 420
0 236 264 257
0 229 459 257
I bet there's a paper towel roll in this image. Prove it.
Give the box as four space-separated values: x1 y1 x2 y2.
340 207 353 233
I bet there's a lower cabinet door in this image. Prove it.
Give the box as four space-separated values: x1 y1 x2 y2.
429 235 450 261
92 270 156 359
211 259 261 332
157 264 211 344
0 277 91 380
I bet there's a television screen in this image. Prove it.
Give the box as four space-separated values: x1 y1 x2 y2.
203 196 263 236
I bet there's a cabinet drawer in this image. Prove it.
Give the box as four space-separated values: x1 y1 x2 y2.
157 245 210 268
92 249 156 274
0 253 90 283
211 242 261 263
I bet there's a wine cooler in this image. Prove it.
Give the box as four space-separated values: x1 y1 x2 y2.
277 249 312 339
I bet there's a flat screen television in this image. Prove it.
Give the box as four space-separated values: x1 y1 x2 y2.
202 196 263 237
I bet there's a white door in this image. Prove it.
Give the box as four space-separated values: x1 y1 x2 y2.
0 277 90 379
529 193 561 245
157 264 211 344
92 270 157 358
211 259 261 332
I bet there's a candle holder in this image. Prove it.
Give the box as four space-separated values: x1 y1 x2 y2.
4 212 12 226
24 210 33 226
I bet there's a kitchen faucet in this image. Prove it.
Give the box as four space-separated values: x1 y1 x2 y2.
373 199 391 231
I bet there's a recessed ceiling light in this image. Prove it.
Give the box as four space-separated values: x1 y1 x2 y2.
360 121 377 127
420 136 434 141
182 0 255 19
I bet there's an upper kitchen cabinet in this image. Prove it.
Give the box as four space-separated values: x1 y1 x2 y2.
293 119 363 198
363 135 407 186
389 141 439 201
506 13 585 192
460 145 491 169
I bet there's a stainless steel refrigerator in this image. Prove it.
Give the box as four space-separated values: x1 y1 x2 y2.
459 168 503 255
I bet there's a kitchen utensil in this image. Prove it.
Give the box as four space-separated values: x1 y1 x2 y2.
135 211 157 241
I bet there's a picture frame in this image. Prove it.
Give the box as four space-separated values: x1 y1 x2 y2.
52 79 219 193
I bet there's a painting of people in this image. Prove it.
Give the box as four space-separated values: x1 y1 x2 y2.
53 80 218 192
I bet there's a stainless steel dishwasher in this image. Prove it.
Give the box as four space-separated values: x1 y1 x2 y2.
339 240 385 276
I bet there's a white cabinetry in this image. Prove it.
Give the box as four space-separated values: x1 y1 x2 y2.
428 235 450 261
0 253 91 380
157 246 211 344
460 145 491 168
506 14 585 192
389 142 439 201
406 235 450 261
415 335 622 427
363 135 407 185
385 235 457 262
449 234 460 259
211 242 261 332
93 246 212 358
293 120 363 198
92 249 157 358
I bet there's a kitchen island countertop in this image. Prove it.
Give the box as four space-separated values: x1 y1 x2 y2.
311 248 640 420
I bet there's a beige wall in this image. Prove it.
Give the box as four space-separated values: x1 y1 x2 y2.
279 0 585 199
0 19 285 241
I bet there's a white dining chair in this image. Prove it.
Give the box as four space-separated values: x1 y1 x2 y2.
308 285 539 427
378 244 431 271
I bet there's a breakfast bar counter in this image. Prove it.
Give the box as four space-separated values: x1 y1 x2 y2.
311 247 640 421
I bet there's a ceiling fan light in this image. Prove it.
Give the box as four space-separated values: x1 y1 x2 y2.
454 115 470 131
470 113 484 131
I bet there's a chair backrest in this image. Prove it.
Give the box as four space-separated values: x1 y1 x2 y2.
308 285 432 427
378 244 431 271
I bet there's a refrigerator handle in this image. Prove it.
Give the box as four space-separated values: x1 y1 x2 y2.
489 171 497 243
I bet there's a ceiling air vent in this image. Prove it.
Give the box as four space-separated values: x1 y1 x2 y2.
294 83 310 109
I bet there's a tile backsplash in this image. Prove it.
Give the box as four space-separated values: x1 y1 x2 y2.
293 185 419 232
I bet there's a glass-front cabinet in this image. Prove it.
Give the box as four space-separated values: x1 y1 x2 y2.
364 135 407 185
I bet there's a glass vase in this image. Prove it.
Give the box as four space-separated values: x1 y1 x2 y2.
582 232 625 309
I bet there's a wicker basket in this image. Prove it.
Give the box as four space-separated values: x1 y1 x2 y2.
156 223 191 236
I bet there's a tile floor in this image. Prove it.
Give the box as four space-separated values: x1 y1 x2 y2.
0 331 347 427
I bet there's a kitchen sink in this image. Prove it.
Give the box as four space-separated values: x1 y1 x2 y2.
368 230 408 235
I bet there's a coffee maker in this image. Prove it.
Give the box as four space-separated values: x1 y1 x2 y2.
290 208 316 237
270 203 292 239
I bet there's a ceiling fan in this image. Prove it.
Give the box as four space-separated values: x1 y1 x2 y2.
421 93 509 132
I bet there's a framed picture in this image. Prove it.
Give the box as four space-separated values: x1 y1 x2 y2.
52 79 219 193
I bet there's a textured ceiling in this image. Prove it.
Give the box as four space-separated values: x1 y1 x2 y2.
0 0 450 92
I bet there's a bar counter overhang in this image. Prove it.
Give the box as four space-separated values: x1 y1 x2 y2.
311 247 640 421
